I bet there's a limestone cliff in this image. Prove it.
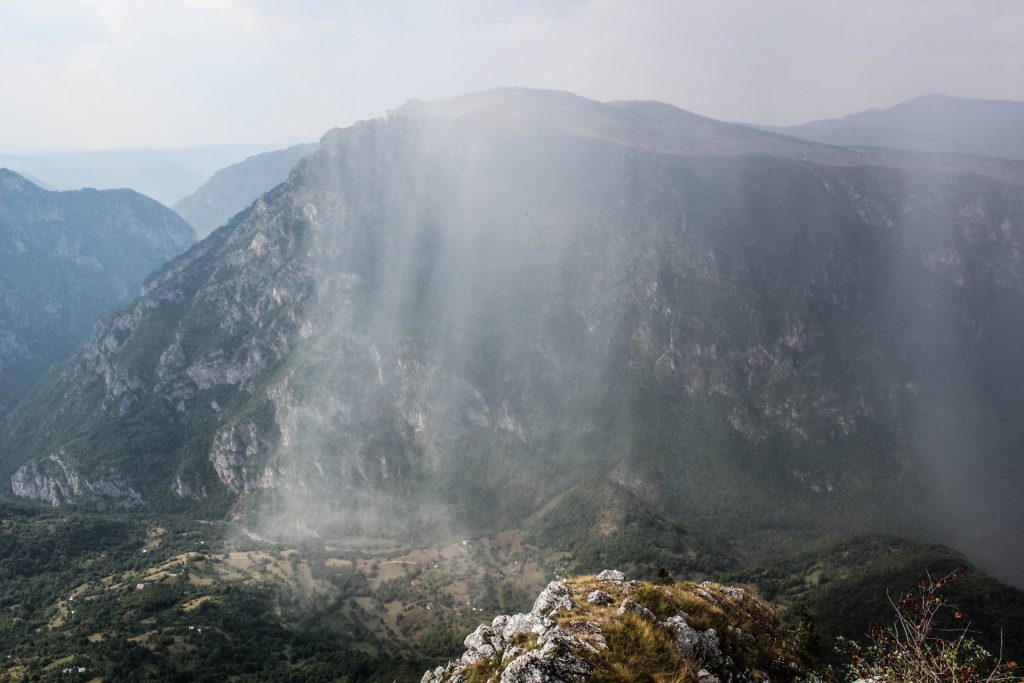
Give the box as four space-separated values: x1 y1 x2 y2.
5 90 1024 582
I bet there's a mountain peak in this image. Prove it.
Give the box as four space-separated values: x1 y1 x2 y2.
0 167 40 192
0 173 194 413
424 572 804 682
7 87 1024 587
767 93 1024 161
392 86 600 116
352 87 866 165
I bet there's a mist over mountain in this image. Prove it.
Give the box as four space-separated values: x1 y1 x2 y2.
0 143 287 206
756 94 1024 161
0 169 195 415
173 143 318 238
4 89 1024 589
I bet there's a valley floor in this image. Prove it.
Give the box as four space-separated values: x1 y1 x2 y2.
1 497 1021 681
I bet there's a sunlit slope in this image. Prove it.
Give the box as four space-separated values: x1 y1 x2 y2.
5 88 1024 584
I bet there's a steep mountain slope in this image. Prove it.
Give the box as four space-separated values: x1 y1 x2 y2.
757 94 1024 161
173 143 317 238
0 143 285 205
4 89 1024 585
0 169 195 415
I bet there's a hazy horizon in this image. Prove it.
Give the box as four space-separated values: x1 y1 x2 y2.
4 5 1024 677
2 0 1024 150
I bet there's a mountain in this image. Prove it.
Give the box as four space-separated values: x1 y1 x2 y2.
0 143 286 205
426 568 1022 682
173 143 318 238
0 169 195 415
4 88 1024 586
727 533 1024 664
757 94 1024 161
424 573 807 682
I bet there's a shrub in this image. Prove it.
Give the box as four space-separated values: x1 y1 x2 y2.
843 570 1020 683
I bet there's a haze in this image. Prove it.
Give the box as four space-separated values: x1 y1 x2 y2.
2 0 1024 150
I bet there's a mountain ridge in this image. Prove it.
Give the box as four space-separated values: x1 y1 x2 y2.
753 93 1024 162
173 143 318 238
0 142 289 205
0 168 195 416
3 88 1024 587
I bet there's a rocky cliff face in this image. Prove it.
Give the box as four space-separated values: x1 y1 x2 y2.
10 448 143 509
0 169 195 415
423 571 804 683
4 90 1024 581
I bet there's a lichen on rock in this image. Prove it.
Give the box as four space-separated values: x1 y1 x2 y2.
423 570 806 682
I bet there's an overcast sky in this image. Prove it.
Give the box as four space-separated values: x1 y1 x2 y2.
2 0 1023 149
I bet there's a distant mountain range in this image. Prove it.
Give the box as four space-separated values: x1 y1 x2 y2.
2 88 1024 680
4 88 1024 589
754 93 1024 160
0 169 194 414
0 143 287 205
173 143 317 238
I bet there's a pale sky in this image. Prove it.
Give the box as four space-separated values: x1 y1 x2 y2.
2 0 1023 149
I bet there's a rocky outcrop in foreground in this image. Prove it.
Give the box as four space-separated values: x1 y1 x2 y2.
423 570 805 683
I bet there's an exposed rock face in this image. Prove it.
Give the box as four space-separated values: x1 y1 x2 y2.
617 598 656 621
531 581 575 619
664 615 725 669
423 598 601 682
0 168 194 415
5 90 1024 578
497 627 597 683
10 450 143 509
423 571 803 682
